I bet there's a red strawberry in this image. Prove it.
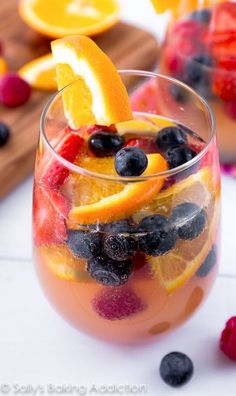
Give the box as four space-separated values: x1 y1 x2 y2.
42 133 84 190
212 64 236 101
210 1 236 35
125 137 157 154
224 100 236 120
33 186 70 246
163 45 186 76
131 80 159 113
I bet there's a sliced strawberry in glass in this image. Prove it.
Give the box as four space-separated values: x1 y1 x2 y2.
125 137 157 154
33 186 70 246
42 133 84 190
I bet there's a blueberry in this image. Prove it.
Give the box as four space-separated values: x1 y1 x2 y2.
156 127 187 152
160 352 194 388
196 245 217 277
138 215 177 256
67 230 102 259
0 122 10 147
87 255 132 286
103 219 136 234
169 85 188 104
103 234 137 261
115 146 148 177
171 203 207 240
88 131 124 157
185 54 213 89
190 8 212 24
164 146 196 169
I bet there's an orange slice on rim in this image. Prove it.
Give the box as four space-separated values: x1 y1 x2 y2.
19 0 120 38
51 35 132 129
19 54 57 91
69 153 168 225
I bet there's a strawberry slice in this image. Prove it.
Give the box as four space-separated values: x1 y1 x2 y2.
42 133 84 190
210 1 236 35
33 185 70 246
224 100 236 120
212 56 236 101
125 137 157 154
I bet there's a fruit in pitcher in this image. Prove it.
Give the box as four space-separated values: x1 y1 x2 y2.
67 229 103 259
156 126 187 151
164 146 196 169
196 245 217 277
88 131 124 157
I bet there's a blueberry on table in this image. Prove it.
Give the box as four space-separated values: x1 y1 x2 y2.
103 234 137 261
164 146 196 169
115 146 148 177
67 230 102 259
196 245 217 277
171 202 207 241
138 215 177 256
88 131 124 157
160 352 194 387
0 122 10 147
156 126 187 151
87 255 132 286
190 8 212 24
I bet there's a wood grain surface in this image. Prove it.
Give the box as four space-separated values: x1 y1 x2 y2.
0 0 159 199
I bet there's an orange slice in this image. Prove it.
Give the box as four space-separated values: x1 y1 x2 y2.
51 35 132 129
116 116 175 136
148 198 219 294
150 0 222 17
0 57 8 76
38 245 90 281
18 54 57 91
19 0 120 38
69 153 168 225
132 166 215 223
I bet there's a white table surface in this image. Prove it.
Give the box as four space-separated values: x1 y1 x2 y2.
0 1 236 395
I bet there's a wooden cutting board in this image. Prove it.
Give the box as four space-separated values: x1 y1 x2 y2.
0 0 159 199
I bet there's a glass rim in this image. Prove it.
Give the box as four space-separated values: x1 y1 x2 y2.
40 70 216 182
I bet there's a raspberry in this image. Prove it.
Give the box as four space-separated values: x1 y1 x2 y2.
0 72 31 107
220 317 236 361
92 287 145 320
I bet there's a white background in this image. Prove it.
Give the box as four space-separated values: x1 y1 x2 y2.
0 1 236 395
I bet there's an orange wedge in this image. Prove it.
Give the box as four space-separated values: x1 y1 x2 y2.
19 54 57 91
51 35 132 129
0 57 8 76
19 0 120 38
148 199 219 294
38 245 90 281
69 153 168 225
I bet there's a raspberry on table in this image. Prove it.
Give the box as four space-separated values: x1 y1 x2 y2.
220 317 236 361
0 72 31 107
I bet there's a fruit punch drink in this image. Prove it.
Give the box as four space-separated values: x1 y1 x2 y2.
159 1 236 162
33 36 220 344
